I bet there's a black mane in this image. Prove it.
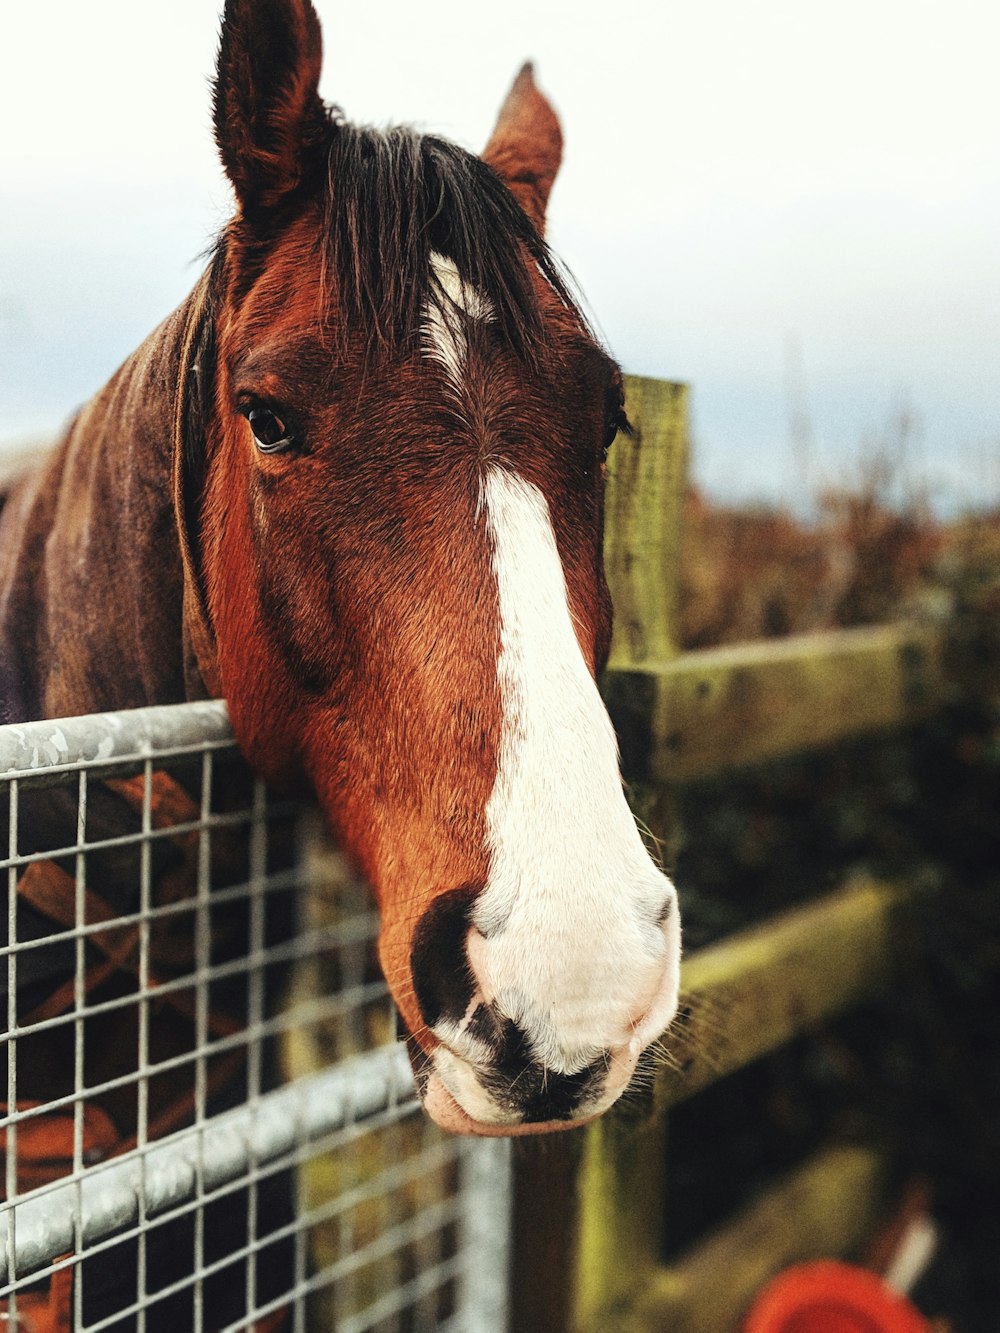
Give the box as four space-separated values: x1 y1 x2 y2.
320 120 583 361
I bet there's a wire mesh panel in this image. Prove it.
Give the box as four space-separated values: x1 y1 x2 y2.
0 703 510 1332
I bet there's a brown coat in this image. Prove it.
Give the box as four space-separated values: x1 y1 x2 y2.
0 275 217 727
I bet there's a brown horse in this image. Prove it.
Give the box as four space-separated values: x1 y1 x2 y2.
0 0 680 1138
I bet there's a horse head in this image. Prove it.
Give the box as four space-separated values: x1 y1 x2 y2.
201 0 681 1134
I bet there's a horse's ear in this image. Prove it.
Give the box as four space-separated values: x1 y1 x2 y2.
481 64 563 234
214 0 327 213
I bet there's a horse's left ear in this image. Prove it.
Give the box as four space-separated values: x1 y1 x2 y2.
214 0 327 213
482 64 563 234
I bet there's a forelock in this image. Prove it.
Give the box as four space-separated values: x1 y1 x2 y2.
320 120 587 362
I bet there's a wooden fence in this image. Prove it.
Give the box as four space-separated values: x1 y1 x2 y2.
510 375 947 1332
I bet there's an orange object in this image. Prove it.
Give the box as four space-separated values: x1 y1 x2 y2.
743 1260 933 1333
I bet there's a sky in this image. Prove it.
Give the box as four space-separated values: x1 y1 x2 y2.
2 0 998 511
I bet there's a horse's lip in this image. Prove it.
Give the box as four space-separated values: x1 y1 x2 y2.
421 1070 594 1138
400 1016 608 1136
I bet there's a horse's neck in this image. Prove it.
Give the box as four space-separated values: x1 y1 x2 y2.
0 285 212 723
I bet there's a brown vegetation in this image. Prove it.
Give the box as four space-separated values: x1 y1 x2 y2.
679 482 948 650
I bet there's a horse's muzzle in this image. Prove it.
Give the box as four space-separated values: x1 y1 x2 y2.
402 875 681 1134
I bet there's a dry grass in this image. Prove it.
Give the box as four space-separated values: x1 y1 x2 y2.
679 479 947 650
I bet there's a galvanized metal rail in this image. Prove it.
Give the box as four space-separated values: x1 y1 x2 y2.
0 698 233 785
0 1045 415 1277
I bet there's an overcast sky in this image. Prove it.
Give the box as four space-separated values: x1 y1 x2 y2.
2 0 998 510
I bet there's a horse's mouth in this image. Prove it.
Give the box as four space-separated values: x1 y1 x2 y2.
421 1070 594 1137
403 1024 636 1137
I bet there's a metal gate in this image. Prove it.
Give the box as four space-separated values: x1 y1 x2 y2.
0 702 510 1331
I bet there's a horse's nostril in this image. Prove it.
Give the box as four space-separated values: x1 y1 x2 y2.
410 885 480 1028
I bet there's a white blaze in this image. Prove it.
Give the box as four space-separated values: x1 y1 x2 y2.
423 253 493 386
475 468 680 1074
419 258 680 1109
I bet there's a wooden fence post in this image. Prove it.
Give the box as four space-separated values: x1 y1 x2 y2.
604 376 689 668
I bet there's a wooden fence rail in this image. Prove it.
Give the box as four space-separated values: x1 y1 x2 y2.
510 375 948 1333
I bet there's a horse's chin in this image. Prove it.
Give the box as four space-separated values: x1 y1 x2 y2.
420 1071 595 1138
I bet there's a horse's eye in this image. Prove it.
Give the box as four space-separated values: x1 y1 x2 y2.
601 383 631 466
245 406 295 453
601 408 629 464
601 420 619 463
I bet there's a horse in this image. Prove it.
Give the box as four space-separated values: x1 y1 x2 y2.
0 0 680 1147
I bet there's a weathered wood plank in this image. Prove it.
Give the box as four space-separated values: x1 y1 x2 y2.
572 1099 669 1330
618 1145 890 1333
605 622 945 782
605 376 689 668
509 1132 587 1333
658 877 907 1107
509 1078 670 1333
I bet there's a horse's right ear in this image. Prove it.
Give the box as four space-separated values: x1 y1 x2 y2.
214 0 327 213
482 64 562 235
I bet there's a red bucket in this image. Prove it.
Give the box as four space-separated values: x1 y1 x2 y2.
743 1260 933 1333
